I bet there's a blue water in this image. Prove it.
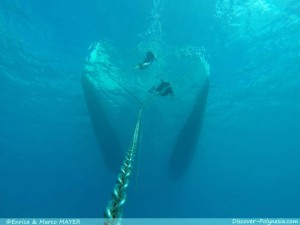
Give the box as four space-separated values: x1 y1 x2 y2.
1 0 300 218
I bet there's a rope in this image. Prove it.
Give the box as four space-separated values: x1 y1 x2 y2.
107 73 163 110
106 73 143 105
104 107 143 225
134 109 143 193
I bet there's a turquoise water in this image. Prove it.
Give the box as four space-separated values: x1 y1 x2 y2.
0 0 300 218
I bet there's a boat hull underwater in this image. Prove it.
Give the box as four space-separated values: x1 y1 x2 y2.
82 42 210 179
